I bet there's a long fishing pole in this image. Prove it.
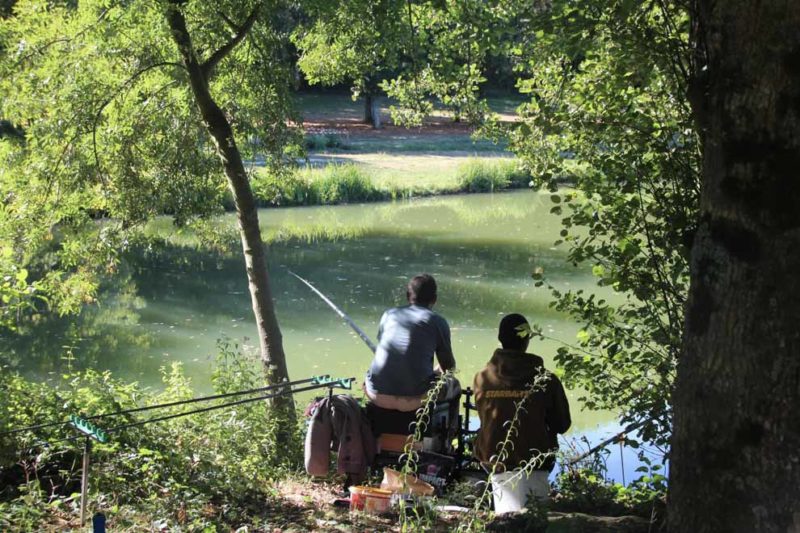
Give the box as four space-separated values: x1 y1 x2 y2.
566 411 668 466
14 377 355 448
0 375 324 438
289 270 377 353
105 379 354 433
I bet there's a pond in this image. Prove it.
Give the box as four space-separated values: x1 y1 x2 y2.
3 190 658 482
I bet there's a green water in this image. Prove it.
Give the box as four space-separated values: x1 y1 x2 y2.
3 190 615 431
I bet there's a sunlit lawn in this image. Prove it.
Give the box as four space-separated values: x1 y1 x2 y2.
302 152 514 190
295 91 521 188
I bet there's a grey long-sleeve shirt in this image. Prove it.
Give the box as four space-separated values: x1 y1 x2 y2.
365 305 455 397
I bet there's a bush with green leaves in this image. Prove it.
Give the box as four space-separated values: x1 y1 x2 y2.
505 0 698 449
304 133 351 151
251 169 316 207
552 466 667 521
0 340 304 530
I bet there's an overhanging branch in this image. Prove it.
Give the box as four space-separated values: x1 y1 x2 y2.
201 7 259 80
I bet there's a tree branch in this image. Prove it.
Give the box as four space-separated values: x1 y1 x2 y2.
201 7 259 80
91 61 185 185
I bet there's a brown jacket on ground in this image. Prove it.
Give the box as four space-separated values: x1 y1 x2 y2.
473 349 571 472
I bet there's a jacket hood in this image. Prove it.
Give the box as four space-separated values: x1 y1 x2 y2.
489 348 544 380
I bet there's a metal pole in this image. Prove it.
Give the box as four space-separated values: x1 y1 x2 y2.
80 437 91 527
463 387 472 434
619 437 626 486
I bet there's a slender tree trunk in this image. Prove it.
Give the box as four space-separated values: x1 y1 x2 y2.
166 5 293 411
363 93 374 126
669 2 800 531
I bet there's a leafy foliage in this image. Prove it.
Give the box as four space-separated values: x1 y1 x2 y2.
371 1 697 450
0 0 299 332
294 0 409 103
552 466 666 520
0 341 304 530
511 0 698 447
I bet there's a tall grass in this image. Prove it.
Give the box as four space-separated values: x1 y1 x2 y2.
456 158 530 193
312 164 383 204
250 159 532 208
252 164 385 206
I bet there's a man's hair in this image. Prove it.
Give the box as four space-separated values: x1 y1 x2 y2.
407 274 437 306
498 313 531 350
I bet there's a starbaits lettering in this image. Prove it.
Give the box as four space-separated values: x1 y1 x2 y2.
419 473 447 488
485 390 528 399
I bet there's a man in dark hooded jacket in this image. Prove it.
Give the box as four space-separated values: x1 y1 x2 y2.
474 313 571 504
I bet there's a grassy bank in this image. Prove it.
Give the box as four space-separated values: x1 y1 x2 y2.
247 158 532 208
0 343 665 531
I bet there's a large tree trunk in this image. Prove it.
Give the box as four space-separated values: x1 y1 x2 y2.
166 5 293 411
669 2 800 531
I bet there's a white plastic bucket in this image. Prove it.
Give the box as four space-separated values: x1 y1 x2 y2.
491 469 549 514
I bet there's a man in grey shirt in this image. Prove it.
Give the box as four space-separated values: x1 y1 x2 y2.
365 274 456 411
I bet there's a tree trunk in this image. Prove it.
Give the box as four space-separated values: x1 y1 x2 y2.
371 96 382 129
669 2 800 531
165 5 293 411
363 93 374 126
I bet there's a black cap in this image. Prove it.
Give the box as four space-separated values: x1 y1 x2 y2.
498 313 531 349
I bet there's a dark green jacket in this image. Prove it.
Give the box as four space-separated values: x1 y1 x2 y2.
473 349 571 471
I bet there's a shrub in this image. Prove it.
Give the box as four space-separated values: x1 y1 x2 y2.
0 341 305 530
312 164 383 204
304 133 350 151
551 467 667 521
251 170 315 206
456 159 530 192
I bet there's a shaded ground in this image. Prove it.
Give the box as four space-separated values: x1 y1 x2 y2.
297 91 522 127
298 92 518 154
39 480 657 533
270 477 460 532
269 477 655 533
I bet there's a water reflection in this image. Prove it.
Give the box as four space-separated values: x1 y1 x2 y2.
3 191 613 433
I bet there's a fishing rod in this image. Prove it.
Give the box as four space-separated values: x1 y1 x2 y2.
105 378 355 433
289 270 377 353
0 375 326 438
15 375 353 529
566 411 669 466
6 376 355 448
